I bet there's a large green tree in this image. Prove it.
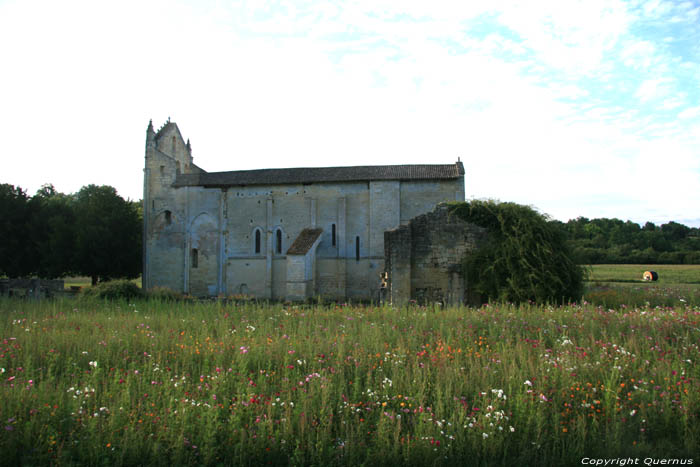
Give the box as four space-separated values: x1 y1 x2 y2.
0 184 36 278
449 200 585 304
31 184 77 278
72 185 141 285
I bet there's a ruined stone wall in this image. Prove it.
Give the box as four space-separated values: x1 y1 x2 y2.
0 279 64 298
385 204 487 305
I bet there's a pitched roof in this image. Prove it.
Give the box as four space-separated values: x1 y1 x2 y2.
173 162 464 188
287 228 323 255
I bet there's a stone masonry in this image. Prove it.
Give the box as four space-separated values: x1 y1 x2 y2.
143 120 466 301
384 204 487 305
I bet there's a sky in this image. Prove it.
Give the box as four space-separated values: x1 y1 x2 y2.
1 0 699 227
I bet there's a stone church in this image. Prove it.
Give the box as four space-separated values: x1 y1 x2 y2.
142 119 465 301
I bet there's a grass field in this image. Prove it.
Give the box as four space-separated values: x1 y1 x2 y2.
0 298 698 466
582 265 700 309
63 277 142 290
587 264 700 284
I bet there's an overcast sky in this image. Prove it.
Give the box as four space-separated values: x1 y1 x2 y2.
1 0 699 226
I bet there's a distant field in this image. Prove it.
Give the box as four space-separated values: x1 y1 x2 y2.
63 276 141 290
587 264 700 284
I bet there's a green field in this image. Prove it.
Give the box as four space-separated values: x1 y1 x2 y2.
0 298 698 466
587 264 700 284
582 264 700 309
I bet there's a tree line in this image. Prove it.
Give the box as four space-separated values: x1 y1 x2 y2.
0 183 141 285
554 217 700 264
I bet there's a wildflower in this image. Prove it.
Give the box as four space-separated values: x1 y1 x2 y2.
482 433 488 439
89 361 97 368
524 380 532 386
240 346 249 354
630 409 636 416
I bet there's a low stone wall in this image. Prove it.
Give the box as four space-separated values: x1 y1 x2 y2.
384 204 487 305
0 279 65 299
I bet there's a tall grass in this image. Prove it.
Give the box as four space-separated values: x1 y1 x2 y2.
1 298 698 465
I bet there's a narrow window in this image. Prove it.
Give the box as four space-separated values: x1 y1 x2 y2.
176 161 181 174
276 229 282 254
191 248 198 268
172 136 176 154
165 210 172 225
160 165 165 175
255 229 261 254
332 223 336 246
355 236 360 261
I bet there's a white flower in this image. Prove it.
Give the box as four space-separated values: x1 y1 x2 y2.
630 410 636 416
524 380 533 386
89 361 97 368
482 433 488 439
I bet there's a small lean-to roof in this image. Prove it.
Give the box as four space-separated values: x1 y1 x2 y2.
287 228 323 255
173 162 464 188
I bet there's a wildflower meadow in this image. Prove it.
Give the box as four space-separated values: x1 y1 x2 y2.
0 298 698 465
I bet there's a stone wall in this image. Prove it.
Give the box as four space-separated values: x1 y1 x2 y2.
0 279 65 298
384 204 487 306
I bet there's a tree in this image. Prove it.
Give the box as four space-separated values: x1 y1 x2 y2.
449 200 585 304
0 184 36 278
72 185 141 285
31 184 77 278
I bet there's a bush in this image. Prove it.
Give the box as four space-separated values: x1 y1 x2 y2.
449 200 586 304
81 280 143 300
146 286 185 301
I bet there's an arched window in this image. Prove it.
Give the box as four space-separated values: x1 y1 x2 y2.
191 248 198 268
331 223 336 247
355 236 360 261
255 229 261 254
276 229 283 254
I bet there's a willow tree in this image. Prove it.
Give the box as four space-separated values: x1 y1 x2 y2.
449 200 585 304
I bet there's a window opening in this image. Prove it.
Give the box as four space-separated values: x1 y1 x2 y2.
191 248 198 268
355 236 360 261
255 229 261 254
172 136 176 154
332 223 336 246
165 210 172 225
276 229 282 254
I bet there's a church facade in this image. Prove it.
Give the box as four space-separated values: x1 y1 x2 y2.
143 120 465 300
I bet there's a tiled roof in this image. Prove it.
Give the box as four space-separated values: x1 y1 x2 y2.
173 162 464 188
287 228 323 255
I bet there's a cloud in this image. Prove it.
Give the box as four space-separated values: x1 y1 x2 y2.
678 106 700 120
1 0 698 227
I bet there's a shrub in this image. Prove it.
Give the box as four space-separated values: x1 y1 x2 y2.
147 286 185 301
81 280 143 300
449 200 586 304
